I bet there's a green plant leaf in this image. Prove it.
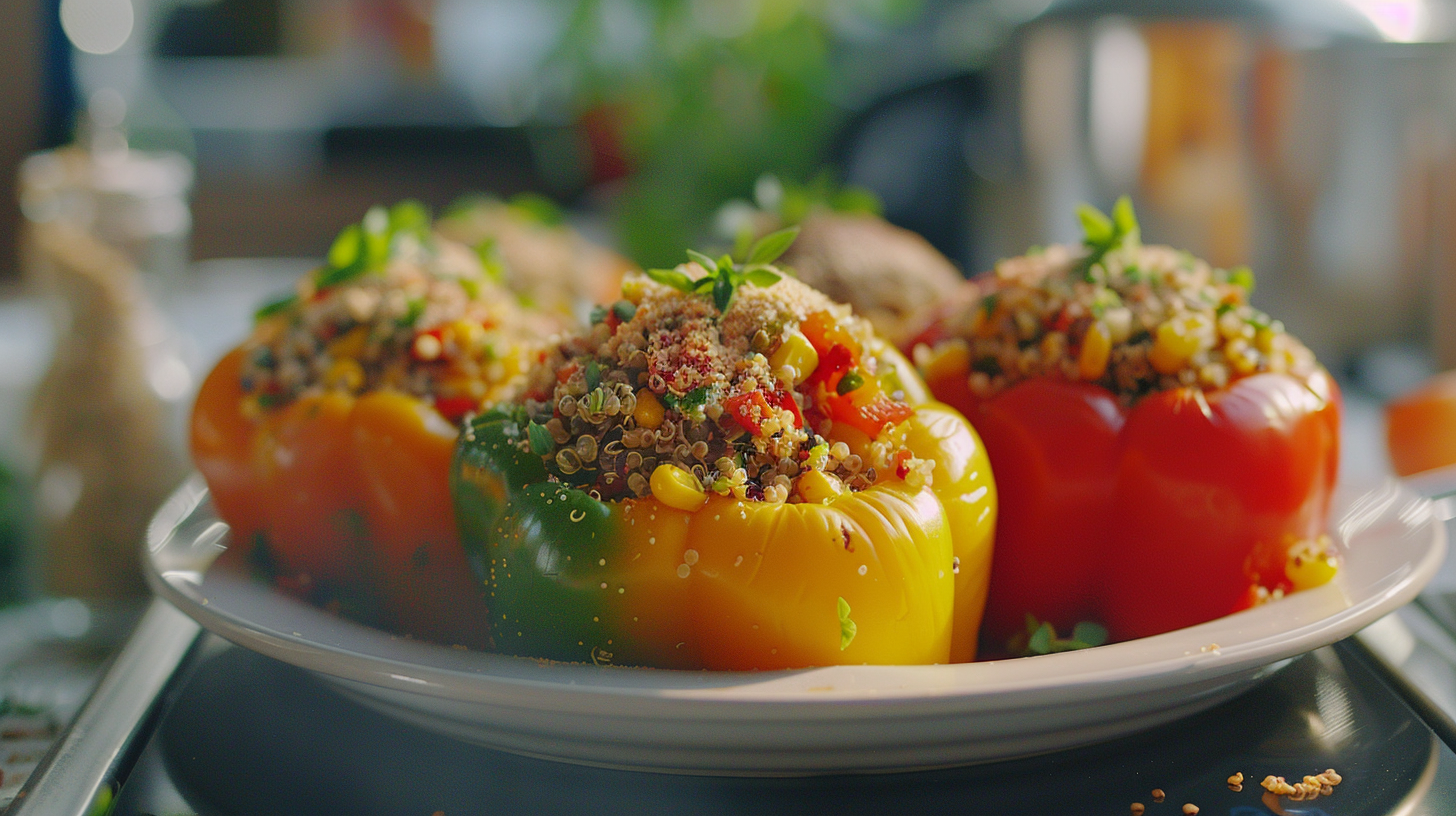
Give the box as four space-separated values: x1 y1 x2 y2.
1076 204 1114 247
645 267 695 292
830 186 883 216
1229 265 1255 294
1027 622 1054 655
526 421 555 456
253 293 298 322
508 192 564 226
685 249 719 273
1071 621 1108 647
1111 195 1139 242
742 267 782 288
713 273 734 312
389 199 431 238
838 596 857 650
747 226 801 265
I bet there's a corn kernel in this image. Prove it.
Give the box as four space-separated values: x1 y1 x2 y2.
1150 313 1214 375
796 469 844 504
621 277 648 304
452 319 486 354
1079 321 1112 380
1286 550 1338 591
324 358 365 392
922 339 971 385
650 463 707 511
327 326 370 360
634 389 665 429
769 330 819 386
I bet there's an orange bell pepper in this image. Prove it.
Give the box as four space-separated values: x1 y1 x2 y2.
191 347 492 648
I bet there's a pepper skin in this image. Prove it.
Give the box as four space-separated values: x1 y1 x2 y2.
452 402 996 669
191 347 492 648
925 369 1339 646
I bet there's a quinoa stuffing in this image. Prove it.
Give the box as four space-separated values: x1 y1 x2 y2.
503 232 932 508
911 197 1318 407
239 202 555 422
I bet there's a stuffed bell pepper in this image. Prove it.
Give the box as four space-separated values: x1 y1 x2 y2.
191 202 553 648
909 199 1341 648
452 231 997 669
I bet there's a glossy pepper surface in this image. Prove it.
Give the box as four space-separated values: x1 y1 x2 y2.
188 202 549 648
192 347 493 647
929 369 1340 644
453 400 994 669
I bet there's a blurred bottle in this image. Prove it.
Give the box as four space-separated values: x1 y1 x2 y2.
16 90 194 602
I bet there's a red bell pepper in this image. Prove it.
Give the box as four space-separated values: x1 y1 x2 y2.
934 369 1340 645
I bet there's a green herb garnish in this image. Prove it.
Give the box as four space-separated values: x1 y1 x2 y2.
836 371 865 395
1008 614 1108 657
253 293 298 322
526 421 555 456
646 228 796 312
838 596 857 651
1228 265 1255 294
508 192 565 226
1075 195 1140 282
314 200 437 290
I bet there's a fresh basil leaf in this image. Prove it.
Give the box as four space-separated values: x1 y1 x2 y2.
389 199 431 238
1229 265 1255 294
1111 195 1139 244
508 192 565 226
585 360 602 391
838 596 857 650
1027 621 1054 655
526 421 555 456
717 254 735 273
1071 621 1108 647
253 293 298 322
713 273 734 312
747 226 800 265
685 249 719 273
1076 204 1114 248
645 267 695 292
325 224 363 272
743 267 781 288
693 276 716 293
830 186 882 216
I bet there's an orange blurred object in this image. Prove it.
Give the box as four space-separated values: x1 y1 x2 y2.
1387 370 1456 477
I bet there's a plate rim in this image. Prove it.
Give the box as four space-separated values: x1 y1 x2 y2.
144 476 1447 712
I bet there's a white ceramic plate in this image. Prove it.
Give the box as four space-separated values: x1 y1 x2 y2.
145 475 1446 775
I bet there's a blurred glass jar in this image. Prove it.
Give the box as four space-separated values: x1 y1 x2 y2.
15 91 194 602
19 90 193 296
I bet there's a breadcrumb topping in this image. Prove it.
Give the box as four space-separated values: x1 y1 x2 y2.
511 267 925 503
240 222 553 421
913 229 1319 407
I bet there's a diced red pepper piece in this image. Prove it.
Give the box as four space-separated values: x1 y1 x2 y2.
826 381 915 438
800 311 862 360
805 344 855 391
434 396 478 423
725 391 775 436
770 388 803 428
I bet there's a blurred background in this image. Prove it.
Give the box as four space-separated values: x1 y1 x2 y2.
0 1 1454 796
0 0 1455 595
